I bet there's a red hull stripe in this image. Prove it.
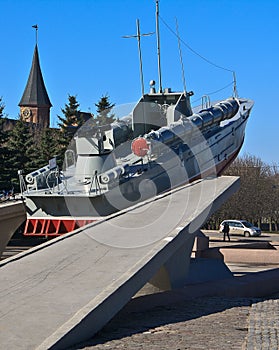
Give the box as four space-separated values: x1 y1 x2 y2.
23 218 96 237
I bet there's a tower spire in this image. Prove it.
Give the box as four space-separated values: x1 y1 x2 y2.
19 39 52 128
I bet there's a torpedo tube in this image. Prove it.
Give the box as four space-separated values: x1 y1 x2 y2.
131 98 239 157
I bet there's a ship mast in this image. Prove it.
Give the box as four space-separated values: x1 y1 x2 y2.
156 0 163 93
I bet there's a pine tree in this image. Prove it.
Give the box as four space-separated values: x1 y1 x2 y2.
38 128 60 166
57 95 83 139
0 97 4 117
35 128 60 168
6 118 37 190
56 95 84 167
95 94 115 126
0 98 10 190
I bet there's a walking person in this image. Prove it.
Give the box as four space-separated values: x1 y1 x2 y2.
222 222 230 241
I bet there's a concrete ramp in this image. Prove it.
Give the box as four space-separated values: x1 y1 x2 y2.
0 176 239 350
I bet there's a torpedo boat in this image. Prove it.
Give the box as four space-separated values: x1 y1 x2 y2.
19 2 253 236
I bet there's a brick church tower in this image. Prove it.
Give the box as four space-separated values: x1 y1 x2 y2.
18 44 52 128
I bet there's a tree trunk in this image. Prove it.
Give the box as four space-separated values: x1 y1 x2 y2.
269 218 273 232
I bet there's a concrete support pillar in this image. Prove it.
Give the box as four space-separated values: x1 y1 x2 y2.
149 233 196 290
192 230 209 257
0 201 26 257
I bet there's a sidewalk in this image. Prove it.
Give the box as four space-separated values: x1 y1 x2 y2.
69 241 279 350
245 296 279 350
71 292 279 350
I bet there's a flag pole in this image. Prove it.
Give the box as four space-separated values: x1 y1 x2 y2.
32 24 38 45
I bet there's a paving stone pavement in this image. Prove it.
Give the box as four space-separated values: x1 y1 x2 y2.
69 293 279 350
69 297 247 349
244 296 279 350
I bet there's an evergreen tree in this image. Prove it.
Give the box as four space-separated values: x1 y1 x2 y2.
0 97 4 117
6 118 37 190
95 94 115 126
0 98 10 190
57 95 83 140
35 128 60 168
56 95 84 167
38 128 60 166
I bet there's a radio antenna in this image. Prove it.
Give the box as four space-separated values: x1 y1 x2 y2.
123 19 154 96
175 18 187 93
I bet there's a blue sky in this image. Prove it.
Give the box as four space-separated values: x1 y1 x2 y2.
1 0 279 164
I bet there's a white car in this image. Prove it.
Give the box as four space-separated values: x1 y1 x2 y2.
219 220 261 237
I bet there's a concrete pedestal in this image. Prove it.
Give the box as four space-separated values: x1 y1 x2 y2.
0 200 26 257
0 176 239 350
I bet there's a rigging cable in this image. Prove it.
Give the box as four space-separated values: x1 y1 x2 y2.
159 14 238 97
192 81 234 105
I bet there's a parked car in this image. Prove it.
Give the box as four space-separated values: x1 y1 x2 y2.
219 220 261 237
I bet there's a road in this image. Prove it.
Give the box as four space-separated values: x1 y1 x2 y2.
202 230 279 243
